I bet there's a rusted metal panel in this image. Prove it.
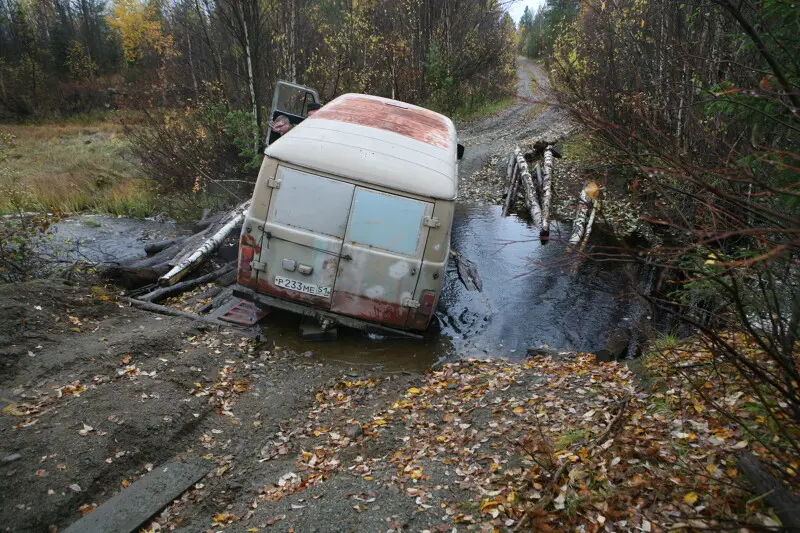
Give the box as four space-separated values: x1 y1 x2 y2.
314 95 451 149
331 291 409 326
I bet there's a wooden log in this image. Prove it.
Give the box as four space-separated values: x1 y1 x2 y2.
541 147 554 235
578 199 600 253
569 189 590 247
102 264 170 290
535 163 544 192
449 250 483 292
139 262 235 303
514 147 543 229
144 236 191 256
507 164 521 214
121 297 226 327
736 451 800 529
159 201 250 286
502 153 520 217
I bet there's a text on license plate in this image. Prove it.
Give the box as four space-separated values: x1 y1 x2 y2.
274 276 331 297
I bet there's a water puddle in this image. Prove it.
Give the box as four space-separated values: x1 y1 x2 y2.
45 207 639 368
439 203 636 359
46 215 190 265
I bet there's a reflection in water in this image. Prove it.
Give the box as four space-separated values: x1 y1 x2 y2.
439 204 635 359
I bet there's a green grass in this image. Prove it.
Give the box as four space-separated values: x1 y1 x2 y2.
450 97 515 121
0 116 154 217
652 333 681 351
555 429 589 448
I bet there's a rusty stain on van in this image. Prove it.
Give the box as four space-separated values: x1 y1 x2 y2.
312 95 451 149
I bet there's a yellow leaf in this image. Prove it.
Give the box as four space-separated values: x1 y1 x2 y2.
683 492 698 505
480 498 500 512
407 387 422 395
373 418 388 426
513 406 525 414
121 479 131 488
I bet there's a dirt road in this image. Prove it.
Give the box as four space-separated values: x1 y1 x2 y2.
457 57 577 203
0 280 639 533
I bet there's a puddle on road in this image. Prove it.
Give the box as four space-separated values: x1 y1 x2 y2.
439 203 636 359
262 203 638 368
47 208 638 369
47 215 190 264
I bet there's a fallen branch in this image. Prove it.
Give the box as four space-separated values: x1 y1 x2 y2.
120 297 225 327
736 451 800 529
450 250 483 292
578 199 600 254
159 201 250 286
138 262 235 303
514 148 543 229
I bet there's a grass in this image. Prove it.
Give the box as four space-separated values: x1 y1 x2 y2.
450 96 515 121
555 429 589 448
0 116 154 218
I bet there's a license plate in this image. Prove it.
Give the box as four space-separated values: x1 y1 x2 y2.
274 276 331 297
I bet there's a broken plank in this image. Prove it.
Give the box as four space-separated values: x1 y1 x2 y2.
62 458 211 533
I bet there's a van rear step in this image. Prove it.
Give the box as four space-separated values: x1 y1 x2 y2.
216 299 270 326
233 285 423 340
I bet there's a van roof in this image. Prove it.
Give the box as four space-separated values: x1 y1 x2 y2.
264 94 458 200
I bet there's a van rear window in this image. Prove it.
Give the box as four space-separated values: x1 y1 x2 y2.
347 188 429 256
270 166 354 238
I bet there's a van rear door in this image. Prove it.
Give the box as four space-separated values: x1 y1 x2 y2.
330 187 434 327
256 165 354 308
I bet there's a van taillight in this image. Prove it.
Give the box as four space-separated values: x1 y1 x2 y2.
239 245 255 274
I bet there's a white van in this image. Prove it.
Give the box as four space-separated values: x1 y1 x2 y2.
234 91 460 337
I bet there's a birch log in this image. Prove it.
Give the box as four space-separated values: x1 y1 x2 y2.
578 199 600 254
541 147 554 234
502 154 519 217
158 201 250 286
535 163 544 192
514 148 543 229
569 189 590 246
140 262 235 302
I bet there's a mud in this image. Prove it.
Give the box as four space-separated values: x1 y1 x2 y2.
0 60 642 533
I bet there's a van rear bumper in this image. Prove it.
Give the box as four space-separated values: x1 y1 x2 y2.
232 285 424 340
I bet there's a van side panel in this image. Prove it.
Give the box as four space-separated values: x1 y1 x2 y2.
238 157 278 290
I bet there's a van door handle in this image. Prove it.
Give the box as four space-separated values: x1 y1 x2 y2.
298 264 313 275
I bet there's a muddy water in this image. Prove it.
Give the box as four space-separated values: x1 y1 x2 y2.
260 203 637 367
47 215 190 264
47 208 637 368
440 203 635 358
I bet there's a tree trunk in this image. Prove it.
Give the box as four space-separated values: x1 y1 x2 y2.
239 0 260 155
541 147 554 234
514 148 543 229
159 201 250 286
